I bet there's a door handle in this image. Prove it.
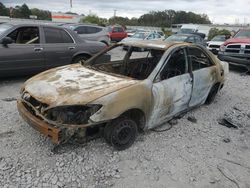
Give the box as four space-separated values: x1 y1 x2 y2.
68 47 75 50
34 47 43 52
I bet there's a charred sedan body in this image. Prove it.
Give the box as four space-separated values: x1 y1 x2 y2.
0 22 105 77
17 40 229 150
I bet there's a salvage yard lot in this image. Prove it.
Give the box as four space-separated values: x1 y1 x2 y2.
0 68 250 187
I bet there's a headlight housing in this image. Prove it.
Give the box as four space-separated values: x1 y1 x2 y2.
220 45 226 52
45 104 102 125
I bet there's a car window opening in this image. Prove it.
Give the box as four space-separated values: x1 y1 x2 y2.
160 49 187 80
89 45 165 80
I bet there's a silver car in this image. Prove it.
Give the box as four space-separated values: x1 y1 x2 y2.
63 24 110 46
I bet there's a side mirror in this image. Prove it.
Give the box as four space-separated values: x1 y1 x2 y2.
1 37 13 47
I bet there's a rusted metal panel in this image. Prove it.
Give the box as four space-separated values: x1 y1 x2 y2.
17 100 61 144
24 64 138 108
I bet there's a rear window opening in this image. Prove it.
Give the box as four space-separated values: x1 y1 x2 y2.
88 45 165 80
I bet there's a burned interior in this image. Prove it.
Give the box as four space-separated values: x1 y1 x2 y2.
88 44 165 80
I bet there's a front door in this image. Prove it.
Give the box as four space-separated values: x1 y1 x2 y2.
0 26 45 77
187 47 217 107
148 48 193 128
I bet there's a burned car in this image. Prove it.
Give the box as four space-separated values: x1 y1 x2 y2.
17 40 229 150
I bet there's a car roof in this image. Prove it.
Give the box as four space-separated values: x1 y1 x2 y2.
120 40 190 50
62 23 104 28
2 22 66 29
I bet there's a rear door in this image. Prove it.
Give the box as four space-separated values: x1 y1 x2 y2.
76 26 102 41
42 27 76 69
188 46 217 107
0 26 45 76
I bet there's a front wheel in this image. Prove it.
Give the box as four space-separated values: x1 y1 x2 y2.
104 117 138 150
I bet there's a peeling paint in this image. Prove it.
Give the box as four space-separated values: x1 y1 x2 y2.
17 41 229 144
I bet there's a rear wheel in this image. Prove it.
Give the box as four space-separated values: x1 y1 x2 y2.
104 117 138 150
205 84 220 104
72 55 90 65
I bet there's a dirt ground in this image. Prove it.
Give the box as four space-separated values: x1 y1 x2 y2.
0 68 250 188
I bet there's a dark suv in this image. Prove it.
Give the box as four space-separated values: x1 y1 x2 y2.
0 22 105 77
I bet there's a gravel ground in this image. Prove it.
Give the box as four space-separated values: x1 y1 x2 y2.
0 69 250 188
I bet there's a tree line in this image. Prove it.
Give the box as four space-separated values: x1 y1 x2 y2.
0 3 211 27
0 3 51 20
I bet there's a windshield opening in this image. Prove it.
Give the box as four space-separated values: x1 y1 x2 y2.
211 35 226 41
165 35 188 42
131 32 146 39
86 44 164 80
234 30 250 38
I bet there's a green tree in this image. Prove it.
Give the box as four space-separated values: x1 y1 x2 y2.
0 2 9 16
30 8 51 20
82 14 100 24
208 28 231 40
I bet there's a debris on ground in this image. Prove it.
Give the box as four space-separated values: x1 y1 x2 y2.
1 97 17 102
218 118 239 129
223 138 231 143
187 116 197 123
0 131 15 138
218 103 250 129
217 165 241 188
152 123 173 132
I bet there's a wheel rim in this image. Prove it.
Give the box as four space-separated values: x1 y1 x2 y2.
117 126 132 144
111 120 136 149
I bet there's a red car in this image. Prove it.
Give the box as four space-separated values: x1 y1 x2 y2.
218 29 250 70
107 25 127 42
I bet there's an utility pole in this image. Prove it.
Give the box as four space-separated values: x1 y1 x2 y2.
70 0 73 12
114 9 117 17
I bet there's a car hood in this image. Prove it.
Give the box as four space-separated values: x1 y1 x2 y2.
207 41 224 46
223 38 250 46
23 64 138 108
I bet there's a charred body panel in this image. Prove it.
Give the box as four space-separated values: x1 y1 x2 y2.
17 41 228 149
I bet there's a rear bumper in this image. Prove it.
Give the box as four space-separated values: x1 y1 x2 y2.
218 52 250 68
17 100 61 144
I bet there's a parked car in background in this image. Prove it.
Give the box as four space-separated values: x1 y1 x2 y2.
17 40 228 150
207 35 227 54
122 32 162 42
62 23 110 46
107 25 127 42
218 29 250 70
122 32 163 50
155 31 165 39
165 34 205 46
0 22 105 77
126 29 137 37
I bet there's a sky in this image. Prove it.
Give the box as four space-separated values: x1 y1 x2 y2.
1 0 250 24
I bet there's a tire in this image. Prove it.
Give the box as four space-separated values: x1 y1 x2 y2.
104 117 138 150
72 55 90 65
205 84 220 105
101 41 109 46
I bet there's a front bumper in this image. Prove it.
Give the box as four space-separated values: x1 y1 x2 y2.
17 100 61 144
207 47 219 54
218 52 250 68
